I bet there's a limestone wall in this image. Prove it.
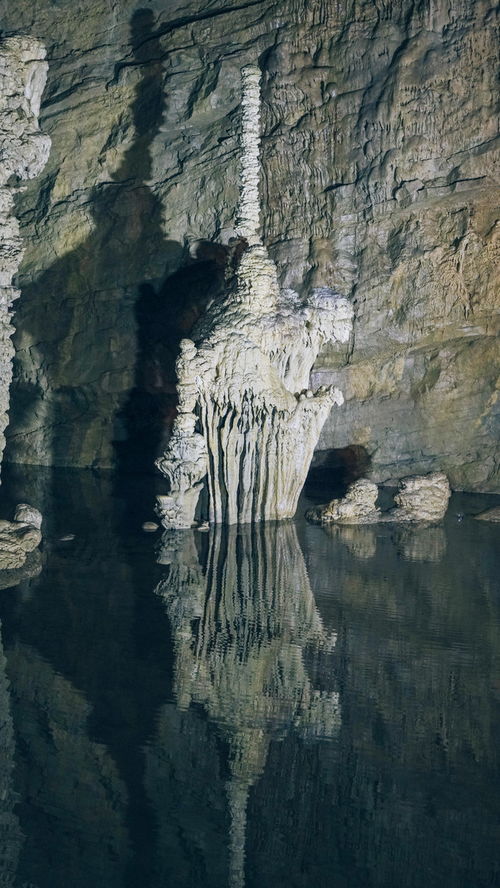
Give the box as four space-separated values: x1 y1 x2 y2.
1 2 498 490
0 37 50 472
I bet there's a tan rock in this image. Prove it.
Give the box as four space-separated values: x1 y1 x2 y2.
0 37 50 469
0 503 43 573
307 473 451 526
306 479 380 525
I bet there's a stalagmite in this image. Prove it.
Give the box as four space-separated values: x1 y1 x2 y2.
0 38 51 473
156 66 353 528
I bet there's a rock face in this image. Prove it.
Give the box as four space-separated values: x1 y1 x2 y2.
0 2 498 492
389 472 451 523
0 37 51 471
0 503 42 573
156 66 351 528
307 478 381 525
307 472 451 525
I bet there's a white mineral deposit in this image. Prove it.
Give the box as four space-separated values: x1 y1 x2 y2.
156 66 352 528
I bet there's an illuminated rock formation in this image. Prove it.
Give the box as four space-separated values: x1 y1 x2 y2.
307 472 451 525
156 66 352 528
0 503 42 574
0 37 51 471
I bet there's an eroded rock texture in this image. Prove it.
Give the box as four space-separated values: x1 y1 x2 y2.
307 471 451 525
1 1 498 490
0 37 50 471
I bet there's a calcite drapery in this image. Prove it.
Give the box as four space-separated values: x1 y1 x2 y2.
0 37 51 472
156 66 352 527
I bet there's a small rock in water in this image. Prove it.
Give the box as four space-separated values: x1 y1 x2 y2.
142 521 159 533
196 522 210 532
59 534 75 542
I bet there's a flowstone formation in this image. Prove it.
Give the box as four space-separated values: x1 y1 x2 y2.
0 37 50 470
307 472 451 526
156 66 352 528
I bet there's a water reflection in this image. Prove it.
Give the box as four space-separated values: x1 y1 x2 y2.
0 469 498 888
324 522 448 563
155 523 341 887
0 622 21 888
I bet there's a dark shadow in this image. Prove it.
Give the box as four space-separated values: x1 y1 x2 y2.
3 11 184 888
0 465 173 888
114 248 226 474
6 9 180 474
305 444 372 502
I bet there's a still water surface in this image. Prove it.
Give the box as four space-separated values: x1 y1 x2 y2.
0 466 499 888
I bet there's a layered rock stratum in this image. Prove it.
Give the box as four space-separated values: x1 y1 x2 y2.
1 1 498 491
0 36 50 471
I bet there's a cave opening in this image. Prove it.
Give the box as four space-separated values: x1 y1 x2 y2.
304 444 372 503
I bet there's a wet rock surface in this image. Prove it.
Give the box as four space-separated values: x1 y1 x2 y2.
0 504 42 573
0 1 498 490
307 472 451 525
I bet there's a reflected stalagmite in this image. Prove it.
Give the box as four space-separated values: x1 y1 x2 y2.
155 523 340 887
0 624 21 888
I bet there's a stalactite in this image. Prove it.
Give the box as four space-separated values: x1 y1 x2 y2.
156 65 353 528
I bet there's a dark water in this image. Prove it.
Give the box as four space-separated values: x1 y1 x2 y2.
0 466 499 888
